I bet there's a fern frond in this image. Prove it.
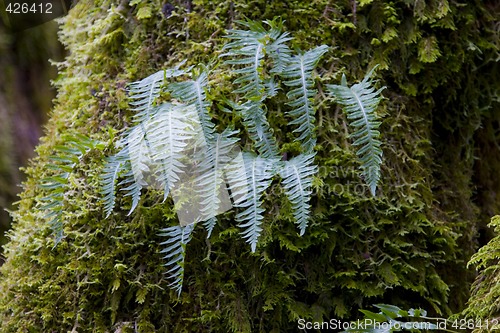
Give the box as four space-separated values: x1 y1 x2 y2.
237 101 280 159
194 128 240 237
115 124 152 215
327 66 385 196
159 223 195 296
39 135 103 243
168 68 216 142
282 45 328 152
128 61 188 114
266 19 292 75
221 19 290 99
278 154 317 235
226 152 275 252
39 175 67 243
117 160 143 215
100 148 130 217
147 103 199 190
202 218 216 239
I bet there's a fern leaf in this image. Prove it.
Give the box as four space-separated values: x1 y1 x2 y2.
111 103 198 215
226 152 275 252
267 19 292 75
278 154 317 235
194 129 240 237
39 176 67 243
159 223 195 296
327 66 385 196
38 135 103 243
282 45 328 152
117 161 143 215
147 103 199 190
128 61 188 114
237 101 280 159
117 124 152 215
202 218 216 239
221 19 289 99
100 148 130 217
168 68 216 142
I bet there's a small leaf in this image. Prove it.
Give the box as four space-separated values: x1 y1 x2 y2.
137 6 152 20
359 309 389 322
374 304 407 318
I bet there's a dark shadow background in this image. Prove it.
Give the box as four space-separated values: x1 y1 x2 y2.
0 19 63 255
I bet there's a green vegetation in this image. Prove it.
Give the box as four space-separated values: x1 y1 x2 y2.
43 20 384 296
0 0 498 332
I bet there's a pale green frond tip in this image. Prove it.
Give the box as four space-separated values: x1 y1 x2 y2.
327 66 385 196
341 73 347 86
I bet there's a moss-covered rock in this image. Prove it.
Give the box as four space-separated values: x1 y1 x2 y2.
0 0 498 332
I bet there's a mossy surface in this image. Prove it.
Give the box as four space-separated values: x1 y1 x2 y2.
0 0 498 332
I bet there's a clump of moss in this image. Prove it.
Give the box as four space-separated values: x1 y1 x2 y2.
0 0 498 332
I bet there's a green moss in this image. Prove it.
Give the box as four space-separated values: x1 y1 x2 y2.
0 0 498 331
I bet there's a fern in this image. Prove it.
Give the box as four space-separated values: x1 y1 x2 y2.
281 45 328 152
105 103 199 216
168 68 216 142
267 22 292 75
147 103 199 192
226 152 275 252
278 154 317 236
194 128 240 237
100 147 130 217
128 61 188 114
221 19 290 99
39 134 103 242
237 101 280 159
221 21 267 99
95 19 388 296
158 223 195 296
121 125 152 214
327 67 385 196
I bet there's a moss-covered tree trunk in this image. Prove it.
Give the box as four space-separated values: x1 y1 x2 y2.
0 0 498 332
